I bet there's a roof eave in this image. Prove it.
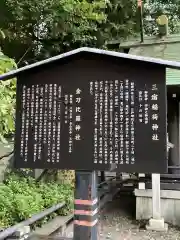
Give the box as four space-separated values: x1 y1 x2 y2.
1 47 180 81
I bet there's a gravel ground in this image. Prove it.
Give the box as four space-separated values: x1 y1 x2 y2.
62 193 180 239
98 194 180 239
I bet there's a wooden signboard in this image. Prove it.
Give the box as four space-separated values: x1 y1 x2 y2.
11 49 167 173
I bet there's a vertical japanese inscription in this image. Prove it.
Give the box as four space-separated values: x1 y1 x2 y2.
130 82 135 164
138 90 143 123
52 84 57 162
56 85 61 162
19 84 62 164
25 86 30 161
144 88 149 124
75 88 82 142
119 80 124 164
151 84 159 141
125 79 130 164
34 86 38 162
43 84 48 159
93 81 98 164
39 86 43 161
104 81 109 164
47 84 52 162
114 80 119 165
109 81 114 164
31 85 35 162
69 94 73 153
20 86 26 160
91 79 137 166
99 81 103 164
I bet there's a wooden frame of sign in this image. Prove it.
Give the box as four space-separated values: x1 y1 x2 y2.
0 47 170 173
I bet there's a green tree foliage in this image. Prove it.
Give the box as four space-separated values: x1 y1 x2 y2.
0 51 16 141
1 0 180 63
0 0 141 59
100 0 138 45
144 0 180 35
0 0 107 62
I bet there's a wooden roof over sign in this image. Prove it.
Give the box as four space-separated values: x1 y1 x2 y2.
1 47 180 81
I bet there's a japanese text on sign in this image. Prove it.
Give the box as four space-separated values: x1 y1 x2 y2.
151 84 159 141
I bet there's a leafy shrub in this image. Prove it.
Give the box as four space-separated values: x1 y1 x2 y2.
0 52 17 142
0 173 73 228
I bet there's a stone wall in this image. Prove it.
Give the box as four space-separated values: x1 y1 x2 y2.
0 142 14 182
0 141 44 181
135 189 180 226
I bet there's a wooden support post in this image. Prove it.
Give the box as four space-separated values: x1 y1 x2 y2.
73 171 98 240
146 173 168 231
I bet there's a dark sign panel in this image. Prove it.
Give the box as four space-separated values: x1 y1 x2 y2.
14 52 167 173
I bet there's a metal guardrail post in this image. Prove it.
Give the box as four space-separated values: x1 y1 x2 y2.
74 171 98 240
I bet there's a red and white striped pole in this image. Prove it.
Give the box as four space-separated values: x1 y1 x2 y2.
73 171 98 240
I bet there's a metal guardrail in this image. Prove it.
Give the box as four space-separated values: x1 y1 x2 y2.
98 176 116 187
0 176 115 240
0 202 65 240
0 146 117 239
